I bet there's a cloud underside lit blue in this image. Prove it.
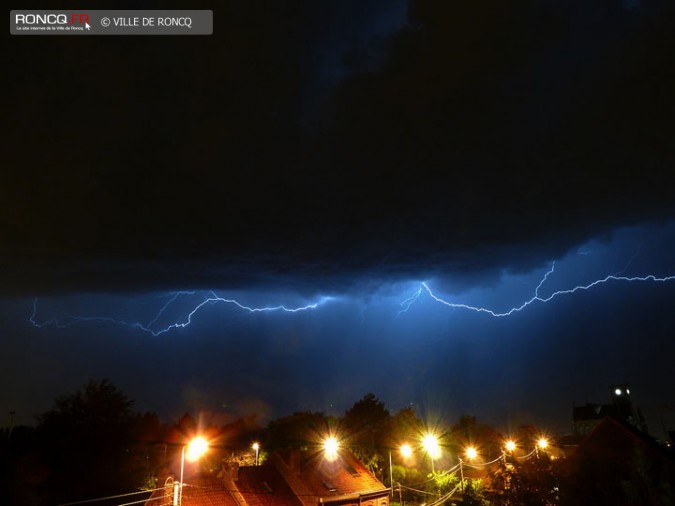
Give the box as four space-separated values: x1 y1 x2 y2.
30 222 675 336
7 220 674 432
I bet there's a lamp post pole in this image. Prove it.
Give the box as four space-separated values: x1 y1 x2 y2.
175 437 208 506
253 442 260 466
174 446 186 506
389 451 393 497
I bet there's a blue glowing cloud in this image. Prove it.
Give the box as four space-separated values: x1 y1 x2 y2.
29 222 675 335
6 220 675 431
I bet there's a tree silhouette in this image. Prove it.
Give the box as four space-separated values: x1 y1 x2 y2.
342 394 390 475
37 379 160 504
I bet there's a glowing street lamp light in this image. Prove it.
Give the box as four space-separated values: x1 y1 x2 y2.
176 437 208 506
458 445 477 493
252 442 260 466
390 443 414 497
323 435 340 462
505 440 517 453
185 437 208 462
535 437 549 459
422 433 440 473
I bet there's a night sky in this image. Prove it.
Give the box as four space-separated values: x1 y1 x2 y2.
3 1 675 436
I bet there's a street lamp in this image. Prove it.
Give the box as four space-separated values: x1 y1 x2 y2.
176 437 208 506
421 433 440 473
323 435 340 462
390 444 413 497
458 446 477 493
252 442 260 466
536 437 549 459
503 439 517 463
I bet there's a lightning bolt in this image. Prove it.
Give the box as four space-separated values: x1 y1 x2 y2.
30 291 335 337
399 285 423 315
27 251 675 334
401 263 675 317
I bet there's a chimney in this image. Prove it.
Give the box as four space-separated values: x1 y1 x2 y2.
223 461 240 482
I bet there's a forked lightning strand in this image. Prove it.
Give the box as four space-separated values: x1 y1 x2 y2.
28 263 675 334
401 263 675 317
30 291 334 337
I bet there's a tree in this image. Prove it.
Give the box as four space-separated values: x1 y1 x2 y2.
37 380 161 504
450 416 503 458
342 394 390 476
266 411 329 451
462 478 490 506
388 407 423 446
487 455 560 506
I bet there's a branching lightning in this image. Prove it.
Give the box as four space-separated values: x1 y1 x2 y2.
28 252 675 335
30 291 335 337
400 262 675 317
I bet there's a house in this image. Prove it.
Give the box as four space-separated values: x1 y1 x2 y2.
269 449 389 506
145 448 390 506
572 383 648 437
560 416 675 505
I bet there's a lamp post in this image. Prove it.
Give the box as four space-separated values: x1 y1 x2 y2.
323 435 340 462
390 444 413 498
536 437 548 459
460 446 477 493
503 439 516 463
421 434 440 474
175 437 208 506
252 442 260 466
389 450 393 497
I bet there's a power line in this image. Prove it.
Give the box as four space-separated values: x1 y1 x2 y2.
117 495 166 506
57 487 163 506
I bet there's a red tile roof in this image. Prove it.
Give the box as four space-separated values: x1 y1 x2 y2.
146 452 388 506
236 465 304 506
273 449 388 500
145 476 240 506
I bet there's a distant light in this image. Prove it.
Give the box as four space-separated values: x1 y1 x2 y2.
626 389 630 395
537 437 549 450
186 437 208 462
323 436 339 461
615 388 622 396
465 446 478 460
400 443 413 458
505 440 517 452
422 434 441 460
252 442 260 465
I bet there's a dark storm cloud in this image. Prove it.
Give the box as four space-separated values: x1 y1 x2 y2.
3 1 674 296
